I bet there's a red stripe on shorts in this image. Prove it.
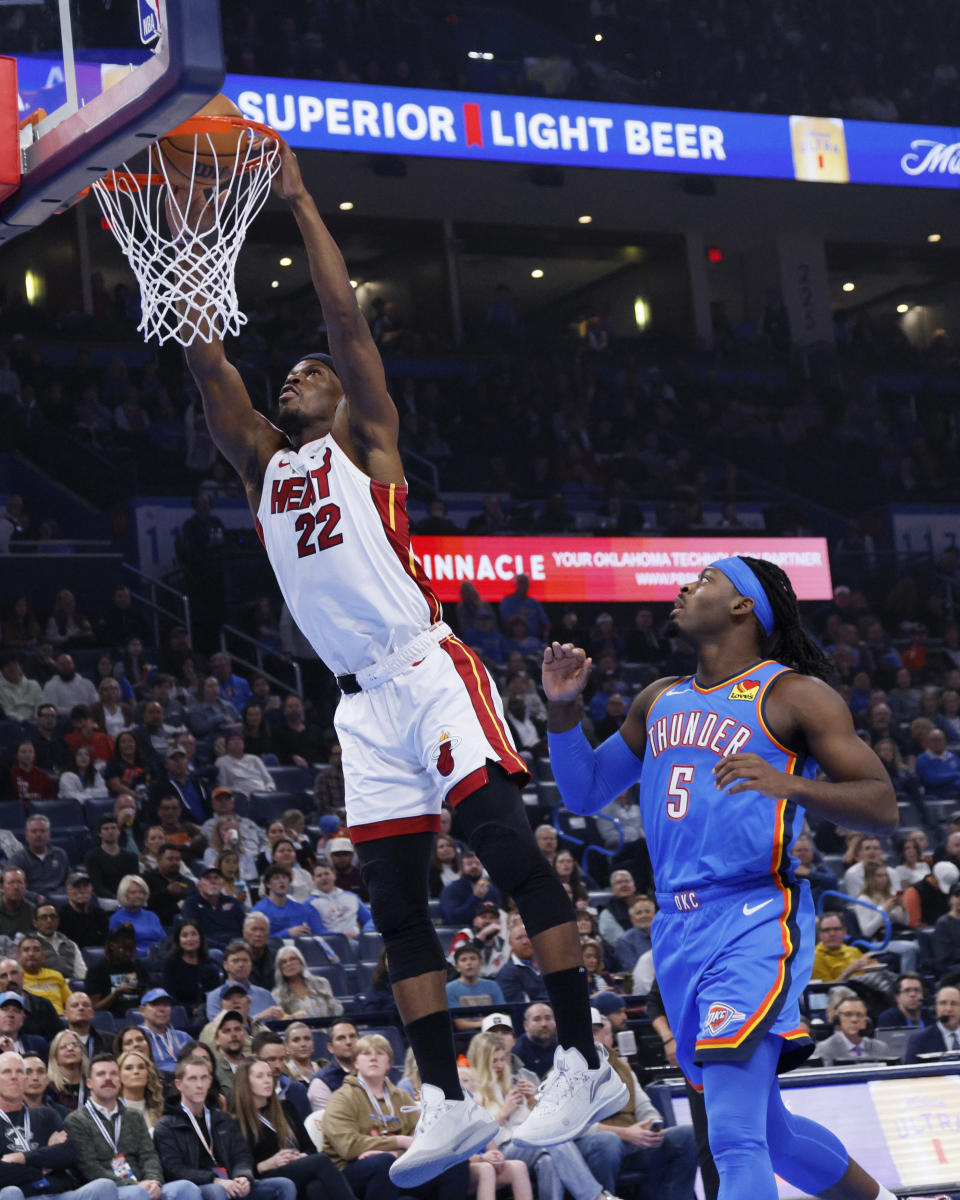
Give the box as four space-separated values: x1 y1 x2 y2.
440 638 529 780
350 813 443 842
369 479 442 624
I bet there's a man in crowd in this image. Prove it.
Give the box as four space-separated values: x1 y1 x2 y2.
85 816 139 903
916 729 960 797
141 988 192 1074
0 655 43 721
33 905 85 982
180 867 245 949
445 943 505 1031
23 1053 58 1113
811 997 892 1065
200 789 267 856
533 824 558 860
326 839 367 901
446 901 509 978
0 991 47 1057
214 732 275 797
496 919 548 1004
308 860 373 939
186 677 240 742
905 985 960 1061
0 1048 114 1200
145 844 193 926
58 872 109 948
271 694 324 768
211 1009 248 1100
209 653 252 711
252 865 329 939
19 936 69 1015
592 991 629 1034
240 913 276 989
791 834 838 905
135 701 186 766
307 1020 357 1113
810 913 880 982
150 746 210 827
877 974 931 1029
62 992 112 1058
64 707 113 765
439 849 501 926
613 895 656 972
153 795 206 864
933 880 960 973
28 704 68 775
204 942 282 1021
41 654 98 716
0 867 36 939
10 816 70 898
0 957 61 1043
514 1002 558 1078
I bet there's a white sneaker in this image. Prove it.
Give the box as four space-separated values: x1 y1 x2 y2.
389 1082 499 1188
514 1044 628 1147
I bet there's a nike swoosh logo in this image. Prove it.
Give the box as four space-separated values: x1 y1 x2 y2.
279 459 290 467
742 899 774 916
671 686 692 695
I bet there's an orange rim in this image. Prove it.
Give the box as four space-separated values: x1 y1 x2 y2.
80 116 280 197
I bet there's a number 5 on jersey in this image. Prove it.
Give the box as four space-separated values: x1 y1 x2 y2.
666 764 694 820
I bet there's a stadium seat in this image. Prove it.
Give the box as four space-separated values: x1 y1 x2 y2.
28 798 86 830
267 765 313 794
354 961 378 995
81 946 105 969
0 721 23 753
316 932 357 964
248 792 297 826
84 796 117 826
91 1010 117 1033
313 963 351 997
358 931 385 961
0 802 25 834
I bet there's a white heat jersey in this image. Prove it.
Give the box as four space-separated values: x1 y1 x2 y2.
255 434 442 677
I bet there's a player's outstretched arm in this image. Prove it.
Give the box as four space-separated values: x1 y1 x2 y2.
274 143 399 458
713 674 897 833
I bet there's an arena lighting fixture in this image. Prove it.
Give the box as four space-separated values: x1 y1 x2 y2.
531 268 544 278
270 280 279 289
594 32 603 41
578 214 593 224
634 297 651 329
842 281 855 292
897 303 909 313
928 233 942 243
467 50 495 60
339 201 354 211
279 256 292 267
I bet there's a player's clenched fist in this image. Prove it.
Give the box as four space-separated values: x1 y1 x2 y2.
541 641 593 703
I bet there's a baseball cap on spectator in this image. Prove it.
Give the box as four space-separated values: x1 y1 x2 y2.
480 1013 513 1034
592 992 626 1015
166 746 188 759
329 838 353 854
318 815 341 835
142 988 173 1005
221 981 249 999
67 872 92 886
934 862 959 894
219 1009 246 1025
199 866 223 879
212 787 232 799
0 992 24 1009
476 901 500 915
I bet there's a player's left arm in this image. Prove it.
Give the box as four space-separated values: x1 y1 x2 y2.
274 142 402 480
713 674 896 834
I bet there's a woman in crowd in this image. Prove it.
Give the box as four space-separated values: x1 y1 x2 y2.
204 815 259 886
429 834 461 897
284 1022 324 1083
323 1033 469 1200
230 1058 355 1200
58 744 110 802
88 923 151 1017
242 704 273 757
217 847 253 906
113 1025 154 1061
92 674 135 738
162 920 221 1018
856 859 918 972
897 833 933 890
940 689 960 744
581 938 616 993
104 729 148 796
115 635 155 697
1 595 42 649
873 737 922 802
268 839 313 902
46 588 94 648
362 948 396 1013
256 820 289 876
118 1047 165 1134
468 1030 618 1200
109 875 166 955
46 1030 89 1110
272 945 343 1019
140 825 169 875
553 848 591 902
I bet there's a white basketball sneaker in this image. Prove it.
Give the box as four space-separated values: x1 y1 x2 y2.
514 1044 628 1147
389 1082 499 1188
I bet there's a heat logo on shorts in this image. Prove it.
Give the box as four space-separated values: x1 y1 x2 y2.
703 1002 746 1037
432 731 462 777
728 679 760 701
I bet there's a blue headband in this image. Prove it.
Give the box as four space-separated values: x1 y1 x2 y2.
300 352 338 374
709 557 775 637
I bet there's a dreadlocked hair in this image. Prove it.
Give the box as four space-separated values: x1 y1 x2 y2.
738 556 830 680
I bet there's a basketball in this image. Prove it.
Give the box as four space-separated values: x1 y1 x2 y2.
155 93 246 188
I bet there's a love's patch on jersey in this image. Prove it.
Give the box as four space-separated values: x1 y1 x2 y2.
703 1002 746 1036
728 679 761 701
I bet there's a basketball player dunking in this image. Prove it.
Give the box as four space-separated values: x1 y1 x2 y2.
545 557 908 1200
177 142 626 1186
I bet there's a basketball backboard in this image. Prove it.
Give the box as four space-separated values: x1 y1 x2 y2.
0 0 226 244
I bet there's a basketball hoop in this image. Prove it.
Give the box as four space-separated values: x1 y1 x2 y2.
89 114 281 347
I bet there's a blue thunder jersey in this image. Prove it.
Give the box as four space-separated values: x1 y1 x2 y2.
640 660 816 895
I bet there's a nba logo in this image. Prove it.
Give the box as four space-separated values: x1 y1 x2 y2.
138 0 162 44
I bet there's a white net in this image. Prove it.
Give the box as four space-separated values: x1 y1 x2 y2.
91 119 281 347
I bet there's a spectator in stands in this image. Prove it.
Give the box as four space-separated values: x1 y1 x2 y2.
135 699 186 765
503 614 544 659
115 1046 163 1138
514 1002 557 1078
0 955 60 1045
904 860 956 927
810 913 879 983
279 811 313 870
933 882 960 973
145 843 193 926
533 825 558 860
0 867 35 938
896 834 932 890
9 739 55 803
625 609 665 663
147 672 189 729
104 730 148 796
97 583 147 649
64 706 113 765
593 1010 698 1197
152 745 211 825
181 866 246 950
210 653 253 710
0 654 43 721
877 974 931 1029
283 1022 322 1085
215 731 275 796
29 703 68 776
45 590 94 650
21 1053 59 1115
41 654 97 716
0 990 46 1058
85 924 148 1021
889 668 922 722
597 869 637 946
445 942 505 1031
916 729 960 796
307 1020 357 1114
428 835 461 898
46 1028 89 1110
440 849 501 926
205 941 282 1022
1 595 42 650
267 840 312 903
937 830 960 872
32 905 84 983
212 1010 249 1100
201 787 267 854
241 704 273 758
313 745 345 816
327 838 368 902
85 815 139 902
496 920 548 1004
790 835 837 904
463 607 509 669
904 986 960 1061
504 688 548 759
308 860 373 939
162 920 220 1022
842 835 899 896
58 871 108 948
187 676 241 741
446 902 509 979
9 816 68 896
61 992 110 1058
116 638 155 701
855 861 918 972
272 945 342 1020
217 850 251 908
552 848 591 903
613 895 656 972
91 676 134 743
58 745 110 803
109 875 166 955
252 1032 311 1120
206 818 260 892
581 940 616 993
499 574 550 640
271 695 324 768
153 793 206 863
138 986 193 1074
242 913 276 989
811 997 892 1065
252 865 329 940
